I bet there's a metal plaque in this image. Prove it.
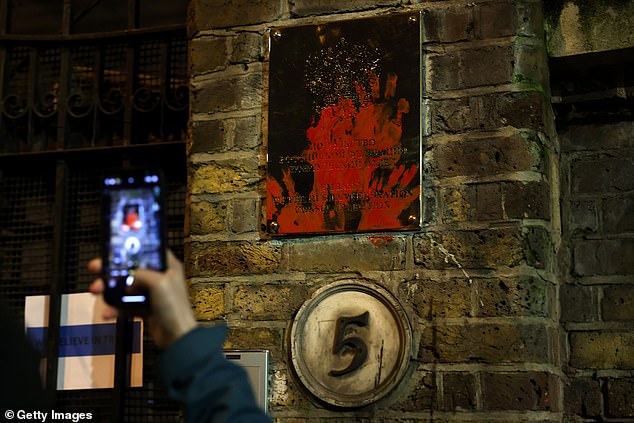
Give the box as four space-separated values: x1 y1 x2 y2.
266 13 422 235
290 280 412 408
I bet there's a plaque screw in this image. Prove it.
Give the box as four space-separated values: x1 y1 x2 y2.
272 29 282 39
408 15 418 25
269 221 280 233
408 215 418 225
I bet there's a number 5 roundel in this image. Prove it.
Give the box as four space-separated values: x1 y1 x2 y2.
290 280 412 408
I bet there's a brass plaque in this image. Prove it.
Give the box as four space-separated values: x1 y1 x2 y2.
290 280 412 408
266 13 422 235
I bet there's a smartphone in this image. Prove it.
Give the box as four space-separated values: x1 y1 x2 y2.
101 169 166 308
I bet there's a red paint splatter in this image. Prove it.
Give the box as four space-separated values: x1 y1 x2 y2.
368 235 394 247
267 71 419 234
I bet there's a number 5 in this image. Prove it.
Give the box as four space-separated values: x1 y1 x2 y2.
329 311 369 377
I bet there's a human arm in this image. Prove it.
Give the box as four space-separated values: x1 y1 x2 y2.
88 250 196 349
88 251 270 422
160 325 270 423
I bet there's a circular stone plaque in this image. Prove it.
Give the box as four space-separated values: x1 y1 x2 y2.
290 280 412 408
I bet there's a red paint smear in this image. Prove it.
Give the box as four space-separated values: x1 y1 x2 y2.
268 72 419 234
368 235 394 247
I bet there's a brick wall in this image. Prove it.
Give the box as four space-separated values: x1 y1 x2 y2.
560 117 634 421
187 0 561 421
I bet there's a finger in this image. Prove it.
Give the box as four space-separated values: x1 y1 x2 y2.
102 306 118 320
88 279 117 319
132 268 164 289
134 250 181 288
166 250 182 273
387 164 406 188
400 165 418 186
397 97 410 115
370 73 380 100
88 258 102 274
384 72 397 99
90 279 105 295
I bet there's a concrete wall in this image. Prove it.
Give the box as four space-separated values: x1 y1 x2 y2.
545 0 634 57
186 0 560 421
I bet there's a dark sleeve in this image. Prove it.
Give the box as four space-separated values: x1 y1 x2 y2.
159 325 271 423
0 302 52 409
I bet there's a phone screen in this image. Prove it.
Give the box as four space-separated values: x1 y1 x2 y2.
102 171 165 306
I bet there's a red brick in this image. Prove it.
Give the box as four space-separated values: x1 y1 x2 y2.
423 8 473 43
475 2 517 39
430 45 514 91
503 181 551 220
441 373 477 411
564 377 602 417
481 372 560 411
432 91 547 134
425 132 543 179
607 378 634 417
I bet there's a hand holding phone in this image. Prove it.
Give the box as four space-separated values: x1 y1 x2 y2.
88 250 197 348
101 169 166 308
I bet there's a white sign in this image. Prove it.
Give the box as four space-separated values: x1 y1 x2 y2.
25 293 143 390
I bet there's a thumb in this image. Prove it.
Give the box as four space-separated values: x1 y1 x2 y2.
132 268 163 290
132 250 181 290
